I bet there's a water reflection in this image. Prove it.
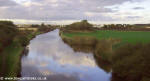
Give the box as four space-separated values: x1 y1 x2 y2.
20 29 111 81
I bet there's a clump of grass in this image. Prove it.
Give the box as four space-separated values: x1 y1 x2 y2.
63 36 97 46
94 39 113 62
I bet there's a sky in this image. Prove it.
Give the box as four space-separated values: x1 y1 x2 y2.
0 0 150 24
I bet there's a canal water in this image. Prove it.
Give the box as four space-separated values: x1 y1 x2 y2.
20 29 111 81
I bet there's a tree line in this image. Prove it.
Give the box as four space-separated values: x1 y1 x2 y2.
102 24 133 30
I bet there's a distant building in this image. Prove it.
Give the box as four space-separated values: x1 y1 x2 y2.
134 24 150 28
17 24 32 28
59 25 67 28
93 24 104 28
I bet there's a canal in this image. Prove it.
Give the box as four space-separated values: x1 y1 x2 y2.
20 29 111 81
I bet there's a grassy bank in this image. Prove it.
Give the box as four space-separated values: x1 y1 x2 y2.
0 31 41 78
0 42 23 77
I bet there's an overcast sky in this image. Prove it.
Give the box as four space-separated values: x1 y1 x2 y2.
0 0 150 24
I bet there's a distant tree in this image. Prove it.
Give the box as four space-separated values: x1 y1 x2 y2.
41 23 45 27
66 20 93 31
31 24 40 28
103 24 108 28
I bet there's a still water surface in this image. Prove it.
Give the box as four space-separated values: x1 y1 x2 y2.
20 29 111 81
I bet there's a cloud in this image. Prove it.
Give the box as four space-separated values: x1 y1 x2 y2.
127 16 142 19
0 0 149 24
0 0 115 21
0 0 17 7
133 7 145 10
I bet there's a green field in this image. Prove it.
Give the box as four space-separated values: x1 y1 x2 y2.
63 30 150 44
